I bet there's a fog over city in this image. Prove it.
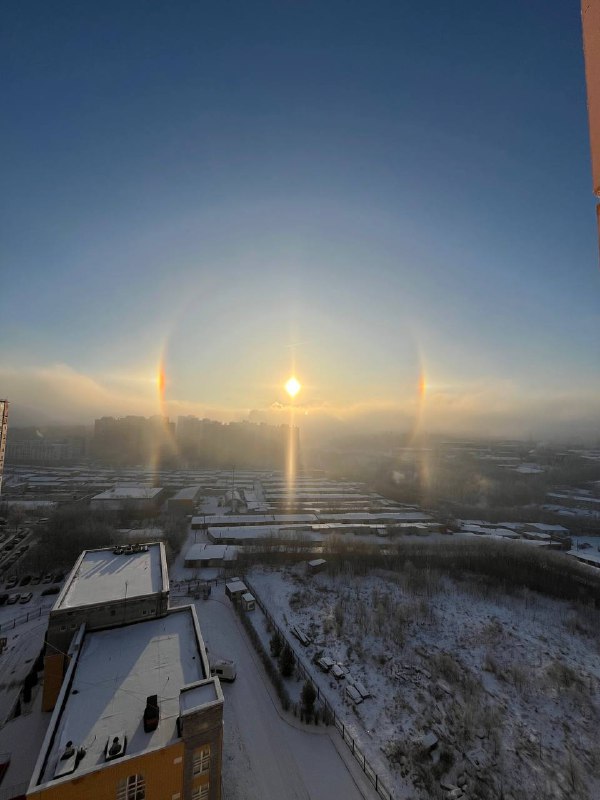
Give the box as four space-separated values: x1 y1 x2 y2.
2 363 599 444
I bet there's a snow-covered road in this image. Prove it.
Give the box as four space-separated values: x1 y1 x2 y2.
173 585 376 800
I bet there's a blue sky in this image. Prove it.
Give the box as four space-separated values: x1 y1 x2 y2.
1 1 599 438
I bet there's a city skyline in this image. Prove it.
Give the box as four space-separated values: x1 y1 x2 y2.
1 1 599 440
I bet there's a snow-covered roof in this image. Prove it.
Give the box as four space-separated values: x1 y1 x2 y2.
319 511 432 522
194 513 318 527
527 523 569 533
180 680 221 715
568 549 600 566
55 543 167 610
170 485 202 501
32 607 210 789
208 524 309 540
91 485 163 501
185 543 237 562
225 579 247 594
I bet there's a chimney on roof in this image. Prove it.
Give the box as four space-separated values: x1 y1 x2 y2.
143 694 159 732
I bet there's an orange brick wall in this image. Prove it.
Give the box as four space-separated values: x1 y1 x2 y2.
27 741 185 800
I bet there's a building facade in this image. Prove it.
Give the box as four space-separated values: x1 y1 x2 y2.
32 543 223 800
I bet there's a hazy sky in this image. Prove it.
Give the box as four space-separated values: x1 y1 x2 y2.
1 1 599 439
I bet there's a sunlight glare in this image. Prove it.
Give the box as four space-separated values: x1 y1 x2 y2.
285 376 301 398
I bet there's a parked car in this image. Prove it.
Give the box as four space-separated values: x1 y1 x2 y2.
0 594 8 606
53 572 65 582
31 575 41 585
19 592 33 604
6 576 18 589
19 575 31 586
7 594 20 604
42 574 53 584
41 585 61 596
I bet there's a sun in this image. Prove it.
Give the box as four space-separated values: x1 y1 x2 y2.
285 376 301 398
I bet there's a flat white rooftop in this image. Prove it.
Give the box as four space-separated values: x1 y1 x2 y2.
55 543 167 610
35 607 208 787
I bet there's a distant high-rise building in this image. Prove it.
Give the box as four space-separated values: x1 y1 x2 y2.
92 415 176 465
0 399 8 495
176 415 300 469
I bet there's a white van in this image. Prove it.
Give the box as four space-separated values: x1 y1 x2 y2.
210 658 237 682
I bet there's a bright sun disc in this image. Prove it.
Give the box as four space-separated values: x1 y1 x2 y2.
285 376 301 398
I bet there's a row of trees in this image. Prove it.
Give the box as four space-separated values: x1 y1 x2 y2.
13 503 187 575
269 630 317 719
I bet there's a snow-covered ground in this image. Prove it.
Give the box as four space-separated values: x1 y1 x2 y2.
0 584 55 727
248 564 600 800
168 534 379 800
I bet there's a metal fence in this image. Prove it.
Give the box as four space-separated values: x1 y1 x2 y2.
0 604 50 632
243 576 393 800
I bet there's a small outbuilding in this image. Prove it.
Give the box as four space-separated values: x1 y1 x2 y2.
241 592 255 611
225 579 248 602
184 543 237 568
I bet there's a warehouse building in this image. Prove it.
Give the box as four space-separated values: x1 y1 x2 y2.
90 485 165 514
168 485 203 515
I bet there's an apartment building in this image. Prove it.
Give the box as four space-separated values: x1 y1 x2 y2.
32 543 222 800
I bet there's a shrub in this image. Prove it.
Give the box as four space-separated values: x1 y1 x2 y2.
431 652 462 686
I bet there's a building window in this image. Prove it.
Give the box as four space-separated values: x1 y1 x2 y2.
192 746 210 776
192 784 209 800
116 774 145 800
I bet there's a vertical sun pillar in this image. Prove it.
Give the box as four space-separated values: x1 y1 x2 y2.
284 378 301 510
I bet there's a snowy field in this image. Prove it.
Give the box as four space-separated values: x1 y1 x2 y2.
248 563 600 800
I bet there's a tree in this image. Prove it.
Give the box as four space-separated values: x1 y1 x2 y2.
38 505 115 569
301 680 317 716
270 630 283 658
279 644 295 678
